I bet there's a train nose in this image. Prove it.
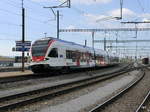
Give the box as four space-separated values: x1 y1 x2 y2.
32 56 45 62
30 64 50 73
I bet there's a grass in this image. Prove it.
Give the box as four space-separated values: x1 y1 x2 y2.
0 56 14 61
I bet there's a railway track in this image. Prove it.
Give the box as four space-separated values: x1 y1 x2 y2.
136 91 150 112
0 64 127 84
0 65 138 111
89 70 146 112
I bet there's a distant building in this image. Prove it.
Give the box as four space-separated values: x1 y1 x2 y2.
13 56 30 67
0 57 14 67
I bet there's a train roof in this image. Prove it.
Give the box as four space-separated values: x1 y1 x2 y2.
36 37 109 54
37 37 93 49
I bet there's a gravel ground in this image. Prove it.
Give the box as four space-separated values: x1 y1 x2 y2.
0 64 126 91
144 98 150 112
139 92 150 112
10 68 138 112
98 69 150 112
40 72 137 112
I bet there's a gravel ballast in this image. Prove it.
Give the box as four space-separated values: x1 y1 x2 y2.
0 65 127 96
10 69 140 112
40 72 138 112
100 69 150 112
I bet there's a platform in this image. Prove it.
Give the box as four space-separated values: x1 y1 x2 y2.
0 70 33 78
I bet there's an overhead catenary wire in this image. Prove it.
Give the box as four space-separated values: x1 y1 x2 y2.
0 0 54 25
3 0 53 19
0 0 21 9
0 8 21 16
0 22 21 27
0 3 56 41
57 0 86 15
25 0 51 17
26 0 44 7
0 7 55 26
137 0 146 13
0 33 21 40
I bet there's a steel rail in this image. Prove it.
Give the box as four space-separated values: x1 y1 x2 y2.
89 71 145 112
0 65 134 111
135 91 150 112
0 64 123 84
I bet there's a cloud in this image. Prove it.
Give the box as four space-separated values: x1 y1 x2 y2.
84 13 107 22
141 13 150 18
31 0 50 2
70 0 112 5
32 0 112 5
83 8 137 27
108 8 136 17
66 25 76 29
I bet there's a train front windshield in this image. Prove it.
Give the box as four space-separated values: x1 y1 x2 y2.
32 40 50 57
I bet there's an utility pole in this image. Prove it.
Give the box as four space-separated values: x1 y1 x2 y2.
104 38 106 51
85 40 87 47
115 0 123 20
135 24 138 61
57 10 59 39
115 31 118 54
44 0 71 39
92 32 95 49
120 0 123 19
22 0 25 72
104 31 107 51
116 37 118 54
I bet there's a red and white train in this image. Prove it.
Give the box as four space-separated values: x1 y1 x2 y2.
30 37 119 73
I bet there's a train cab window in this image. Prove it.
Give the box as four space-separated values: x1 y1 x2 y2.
48 48 58 58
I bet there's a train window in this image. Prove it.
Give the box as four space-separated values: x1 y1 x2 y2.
91 54 93 60
32 45 48 56
72 51 76 59
48 48 58 58
34 39 50 45
76 52 80 59
66 50 72 59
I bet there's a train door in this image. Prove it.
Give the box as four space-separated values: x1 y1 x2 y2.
76 51 80 66
86 52 90 66
58 47 66 66
48 48 59 66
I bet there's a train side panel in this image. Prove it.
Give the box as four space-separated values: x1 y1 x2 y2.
30 37 119 73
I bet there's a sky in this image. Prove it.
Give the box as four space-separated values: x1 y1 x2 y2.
0 0 150 57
